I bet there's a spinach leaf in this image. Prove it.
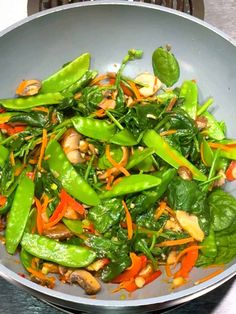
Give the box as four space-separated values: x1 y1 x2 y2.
208 189 236 232
88 198 123 234
167 176 210 233
76 86 104 116
136 208 168 230
152 47 180 87
9 111 50 128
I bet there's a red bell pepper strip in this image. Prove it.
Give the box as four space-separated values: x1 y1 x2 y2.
112 253 147 283
174 246 199 278
225 161 236 181
60 189 85 215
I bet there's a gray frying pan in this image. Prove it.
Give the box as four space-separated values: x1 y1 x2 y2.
0 1 235 313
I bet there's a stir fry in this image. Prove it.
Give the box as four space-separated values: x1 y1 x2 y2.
0 48 235 295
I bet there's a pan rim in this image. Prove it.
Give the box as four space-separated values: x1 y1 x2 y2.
0 0 235 309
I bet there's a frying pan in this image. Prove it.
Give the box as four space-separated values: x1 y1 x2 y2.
0 1 235 313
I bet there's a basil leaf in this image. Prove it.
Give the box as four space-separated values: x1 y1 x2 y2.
152 47 180 87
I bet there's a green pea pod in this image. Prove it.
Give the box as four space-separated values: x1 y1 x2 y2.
64 70 98 95
41 53 90 93
20 248 33 270
202 111 225 140
127 148 155 170
180 80 198 119
143 129 207 181
99 174 161 199
201 138 214 167
219 147 236 160
46 140 100 206
0 145 9 168
151 168 177 199
24 208 37 233
21 233 96 268
0 93 63 110
5 176 35 254
62 218 83 234
110 129 138 146
152 47 180 87
72 116 116 141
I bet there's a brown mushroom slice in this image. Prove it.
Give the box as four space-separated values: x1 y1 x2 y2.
135 72 162 97
69 270 101 295
43 223 73 240
61 128 85 164
16 79 42 96
177 166 193 181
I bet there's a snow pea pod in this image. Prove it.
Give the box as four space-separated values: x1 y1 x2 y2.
21 233 96 268
201 111 225 140
20 248 33 270
126 147 155 170
5 175 35 254
99 174 161 199
0 93 63 110
62 218 83 234
110 129 138 146
180 80 198 119
41 53 90 93
72 116 116 141
201 138 214 167
0 144 9 168
46 140 100 206
143 129 207 181
64 70 98 95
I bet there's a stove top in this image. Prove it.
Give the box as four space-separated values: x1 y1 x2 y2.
27 0 204 19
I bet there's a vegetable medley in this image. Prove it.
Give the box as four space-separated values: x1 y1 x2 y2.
0 47 236 295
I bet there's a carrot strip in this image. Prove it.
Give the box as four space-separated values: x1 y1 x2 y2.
165 206 176 218
37 129 48 171
32 107 49 113
35 197 44 235
27 267 55 289
122 200 133 240
95 108 106 117
105 145 130 177
60 189 85 215
166 96 177 112
208 142 233 152
194 269 224 285
200 142 208 166
160 130 177 137
9 151 15 166
155 201 166 220
165 264 173 278
174 245 204 266
128 80 142 99
157 237 194 247
90 74 108 86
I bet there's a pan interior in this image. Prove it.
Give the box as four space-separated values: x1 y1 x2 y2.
0 1 235 305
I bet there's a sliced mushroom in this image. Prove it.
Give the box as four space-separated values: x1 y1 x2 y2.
135 72 162 97
213 169 226 187
42 263 59 274
98 98 116 110
16 79 42 96
0 215 6 232
177 166 193 181
61 128 85 164
164 219 182 232
176 210 204 242
43 223 73 240
86 258 109 272
167 251 178 265
69 270 101 295
195 116 208 130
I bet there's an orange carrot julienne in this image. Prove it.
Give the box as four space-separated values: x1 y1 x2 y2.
105 145 130 177
165 264 173 278
200 142 208 166
122 200 133 240
157 237 194 247
95 108 106 117
174 245 204 266
90 74 108 86
27 267 55 289
9 151 15 166
165 206 176 218
155 201 166 220
160 130 177 137
0 195 7 207
194 269 224 285
32 106 49 113
128 80 142 99
35 197 44 235
166 96 177 112
208 142 233 151
37 129 48 171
